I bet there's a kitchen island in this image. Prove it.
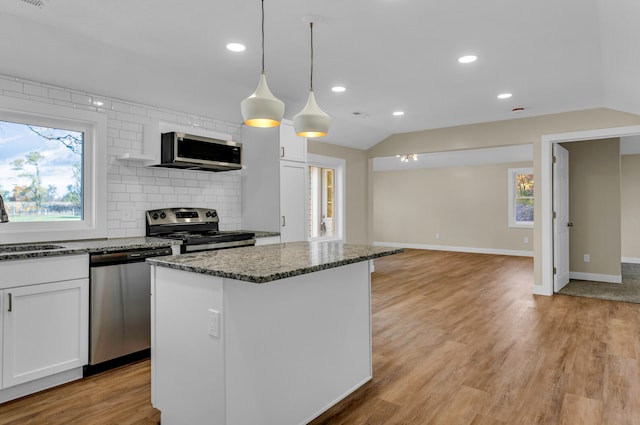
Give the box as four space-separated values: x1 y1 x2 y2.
147 241 402 425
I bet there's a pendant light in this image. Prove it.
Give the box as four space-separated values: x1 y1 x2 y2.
293 21 330 138
241 0 284 128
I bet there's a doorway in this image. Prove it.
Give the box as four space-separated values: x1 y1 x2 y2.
539 125 640 296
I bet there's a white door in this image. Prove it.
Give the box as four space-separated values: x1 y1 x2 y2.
280 161 307 243
3 279 88 388
553 144 570 292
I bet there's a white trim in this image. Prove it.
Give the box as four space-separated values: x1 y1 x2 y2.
541 125 640 296
507 167 534 228
307 154 346 242
0 367 83 404
0 96 107 244
621 257 640 264
570 272 622 284
372 241 533 257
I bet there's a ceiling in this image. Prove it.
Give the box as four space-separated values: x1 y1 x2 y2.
0 0 638 150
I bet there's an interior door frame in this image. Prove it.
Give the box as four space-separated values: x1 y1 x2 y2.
538 125 640 296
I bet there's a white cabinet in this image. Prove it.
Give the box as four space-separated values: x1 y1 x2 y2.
0 254 88 402
254 236 281 246
279 122 307 163
242 120 308 242
280 161 307 242
3 279 88 388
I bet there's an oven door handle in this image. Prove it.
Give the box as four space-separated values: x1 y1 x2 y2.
183 239 256 253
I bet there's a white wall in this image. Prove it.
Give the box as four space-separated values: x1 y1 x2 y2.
0 73 243 238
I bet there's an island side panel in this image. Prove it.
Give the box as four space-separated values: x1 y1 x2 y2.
224 261 372 425
152 266 226 425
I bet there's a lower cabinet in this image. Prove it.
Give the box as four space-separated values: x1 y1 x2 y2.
0 254 88 402
2 278 88 388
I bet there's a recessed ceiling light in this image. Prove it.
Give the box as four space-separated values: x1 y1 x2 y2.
497 93 512 99
331 86 346 93
392 111 405 116
226 43 246 52
458 55 477 64
92 100 104 106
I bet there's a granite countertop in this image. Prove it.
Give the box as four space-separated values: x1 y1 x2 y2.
0 230 278 262
0 237 180 262
147 241 403 284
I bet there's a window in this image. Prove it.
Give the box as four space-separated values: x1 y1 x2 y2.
307 154 345 241
0 97 107 244
0 120 84 222
508 167 534 228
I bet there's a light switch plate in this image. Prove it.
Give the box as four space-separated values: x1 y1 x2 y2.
208 308 220 338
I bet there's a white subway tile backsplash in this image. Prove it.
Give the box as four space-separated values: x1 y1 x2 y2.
0 72 243 239
0 77 23 92
111 101 131 112
3 91 29 100
24 84 48 97
49 89 71 102
71 93 92 105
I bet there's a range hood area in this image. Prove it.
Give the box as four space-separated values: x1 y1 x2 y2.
116 121 242 172
154 132 242 172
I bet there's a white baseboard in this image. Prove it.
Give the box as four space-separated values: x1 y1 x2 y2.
373 241 533 257
621 257 640 264
570 271 622 284
533 285 553 296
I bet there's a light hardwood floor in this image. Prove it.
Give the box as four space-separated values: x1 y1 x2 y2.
1 249 639 424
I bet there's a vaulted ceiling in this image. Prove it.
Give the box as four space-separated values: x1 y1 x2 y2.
1 0 638 149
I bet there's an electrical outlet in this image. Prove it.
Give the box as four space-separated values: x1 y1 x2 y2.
584 254 590 263
523 237 529 244
435 233 440 239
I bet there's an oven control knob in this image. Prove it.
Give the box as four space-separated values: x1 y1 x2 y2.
160 212 167 219
152 213 159 220
211 211 217 217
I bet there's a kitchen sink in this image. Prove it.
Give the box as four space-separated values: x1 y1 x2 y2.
0 244 66 253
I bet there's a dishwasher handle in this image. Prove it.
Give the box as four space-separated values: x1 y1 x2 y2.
90 247 173 266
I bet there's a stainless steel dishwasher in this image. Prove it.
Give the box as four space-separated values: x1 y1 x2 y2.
85 246 173 376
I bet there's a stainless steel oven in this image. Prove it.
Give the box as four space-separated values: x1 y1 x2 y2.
145 207 255 253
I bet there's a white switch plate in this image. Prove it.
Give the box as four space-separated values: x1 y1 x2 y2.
208 309 220 338
584 254 590 263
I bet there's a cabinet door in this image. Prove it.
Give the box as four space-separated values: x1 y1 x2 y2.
279 122 307 163
280 161 308 243
0 292 3 387
3 278 88 388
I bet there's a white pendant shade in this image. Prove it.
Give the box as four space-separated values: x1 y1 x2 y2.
293 90 330 138
241 72 285 128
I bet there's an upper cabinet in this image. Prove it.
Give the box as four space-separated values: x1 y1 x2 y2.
242 121 308 242
279 123 307 163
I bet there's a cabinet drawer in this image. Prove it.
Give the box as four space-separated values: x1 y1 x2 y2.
0 255 88 290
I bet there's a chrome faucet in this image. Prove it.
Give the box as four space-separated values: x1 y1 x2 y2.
0 194 9 223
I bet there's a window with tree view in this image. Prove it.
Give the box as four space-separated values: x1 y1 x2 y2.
0 120 83 222
508 167 534 227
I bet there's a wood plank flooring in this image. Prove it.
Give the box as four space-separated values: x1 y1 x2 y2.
1 249 639 424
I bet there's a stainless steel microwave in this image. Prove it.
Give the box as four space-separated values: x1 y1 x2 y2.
158 132 242 171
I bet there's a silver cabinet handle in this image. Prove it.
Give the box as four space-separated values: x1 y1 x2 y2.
281 147 285 158
282 216 286 227
7 293 12 312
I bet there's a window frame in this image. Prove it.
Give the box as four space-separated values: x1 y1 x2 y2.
508 167 534 228
307 154 345 242
0 96 107 244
